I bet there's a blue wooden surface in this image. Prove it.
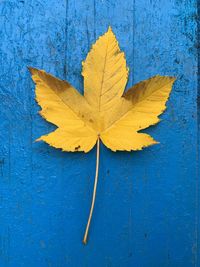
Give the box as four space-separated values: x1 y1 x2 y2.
0 1 199 266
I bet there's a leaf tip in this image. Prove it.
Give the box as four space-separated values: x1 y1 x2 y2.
35 137 42 142
28 66 34 74
107 26 115 36
28 66 38 75
169 76 177 83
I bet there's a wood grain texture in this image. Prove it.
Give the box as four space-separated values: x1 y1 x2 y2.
0 0 199 266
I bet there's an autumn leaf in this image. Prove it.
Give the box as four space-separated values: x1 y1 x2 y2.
29 27 175 244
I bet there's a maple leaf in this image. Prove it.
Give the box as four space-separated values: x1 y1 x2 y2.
29 27 175 244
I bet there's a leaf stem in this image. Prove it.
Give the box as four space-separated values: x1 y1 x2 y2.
83 137 100 244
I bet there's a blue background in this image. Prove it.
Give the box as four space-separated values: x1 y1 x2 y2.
0 0 199 266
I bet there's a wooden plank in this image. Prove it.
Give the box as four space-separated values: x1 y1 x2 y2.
131 1 198 266
0 1 67 266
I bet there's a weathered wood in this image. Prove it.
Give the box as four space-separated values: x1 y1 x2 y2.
0 0 198 266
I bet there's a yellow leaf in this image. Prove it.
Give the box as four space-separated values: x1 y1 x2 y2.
30 27 175 153
29 27 176 245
